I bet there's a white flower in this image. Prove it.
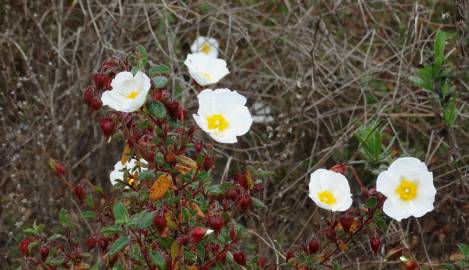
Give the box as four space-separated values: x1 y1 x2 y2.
193 89 253 143
308 169 353 212
191 36 219 58
101 71 151 112
184 53 229 86
110 158 147 186
376 157 436 221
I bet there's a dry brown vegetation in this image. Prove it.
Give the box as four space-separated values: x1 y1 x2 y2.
1 0 468 268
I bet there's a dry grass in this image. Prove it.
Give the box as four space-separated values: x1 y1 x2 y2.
1 0 468 268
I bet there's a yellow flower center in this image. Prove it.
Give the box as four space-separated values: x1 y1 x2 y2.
318 190 336 205
127 91 139 99
206 114 229 132
395 178 417 201
201 72 213 81
200 43 211 54
127 178 137 187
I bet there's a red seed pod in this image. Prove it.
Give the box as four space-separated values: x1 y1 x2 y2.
340 213 354 233
90 98 102 111
190 227 208 243
87 237 97 250
208 215 224 232
307 238 320 254
99 117 115 138
19 238 33 256
286 250 295 262
257 256 267 268
153 214 167 234
83 87 95 105
239 195 252 211
370 236 380 253
40 245 49 260
329 164 347 174
229 229 237 242
233 251 246 265
73 184 86 202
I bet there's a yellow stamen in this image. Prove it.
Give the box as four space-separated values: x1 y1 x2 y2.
127 91 138 99
395 178 417 201
200 43 211 54
206 114 229 132
128 178 137 187
318 190 336 205
201 72 212 81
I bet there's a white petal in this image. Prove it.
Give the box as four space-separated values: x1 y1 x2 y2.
209 132 238 144
225 106 253 136
191 36 219 58
111 71 134 90
389 157 429 174
383 199 412 221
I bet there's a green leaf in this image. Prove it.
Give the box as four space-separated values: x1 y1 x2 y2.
354 122 382 162
128 210 155 229
365 197 379 208
101 225 122 236
112 202 129 225
149 65 170 76
457 243 469 258
443 98 458 127
82 210 96 219
440 263 457 270
149 251 167 269
131 66 139 76
108 236 129 256
138 170 156 181
136 45 148 67
148 101 167 119
434 31 446 67
48 256 65 265
206 185 222 195
59 208 70 227
153 76 169 89
409 75 424 87
251 197 267 209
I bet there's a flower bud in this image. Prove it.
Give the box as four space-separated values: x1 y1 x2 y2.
239 195 252 211
98 237 109 251
208 215 224 232
286 250 294 262
340 214 354 233
83 87 95 105
73 184 86 202
307 238 320 254
370 236 380 254
329 164 347 174
203 155 215 171
324 226 337 241
384 246 407 261
233 251 246 265
153 214 167 234
90 98 102 111
19 238 33 256
234 171 247 189
190 227 212 243
48 159 65 177
257 256 267 268
404 260 418 270
99 117 115 138
177 235 190 245
87 237 97 250
216 251 227 262
40 245 49 260
229 229 237 242
92 73 112 91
